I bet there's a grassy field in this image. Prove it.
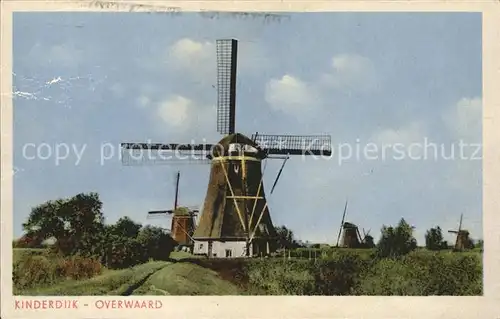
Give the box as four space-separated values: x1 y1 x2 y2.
12 247 483 296
13 249 241 296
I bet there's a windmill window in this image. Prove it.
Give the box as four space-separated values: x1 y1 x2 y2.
225 249 232 257
228 143 242 153
243 145 258 153
199 244 203 249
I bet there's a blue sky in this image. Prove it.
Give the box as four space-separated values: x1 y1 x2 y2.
12 12 482 244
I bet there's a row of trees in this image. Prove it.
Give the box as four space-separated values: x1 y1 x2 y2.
274 218 481 260
425 226 479 251
15 192 176 269
15 192 481 266
376 219 481 258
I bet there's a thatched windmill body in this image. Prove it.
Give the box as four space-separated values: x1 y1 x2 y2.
448 213 471 251
147 171 199 249
121 39 332 258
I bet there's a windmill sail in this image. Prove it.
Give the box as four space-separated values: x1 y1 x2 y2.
252 134 332 156
120 143 214 165
336 200 348 247
216 39 238 135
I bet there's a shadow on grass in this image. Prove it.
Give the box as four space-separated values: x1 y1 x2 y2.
176 257 252 290
120 258 179 296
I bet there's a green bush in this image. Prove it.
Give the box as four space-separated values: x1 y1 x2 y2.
355 258 428 295
55 255 103 280
13 254 104 290
101 226 175 270
241 250 482 296
355 251 482 295
246 259 315 295
244 252 369 295
13 255 57 289
103 236 148 269
136 226 176 261
407 252 482 295
313 252 369 295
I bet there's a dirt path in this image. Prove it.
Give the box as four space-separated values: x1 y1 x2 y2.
121 262 174 296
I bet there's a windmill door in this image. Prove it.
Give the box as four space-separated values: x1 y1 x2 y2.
207 241 213 258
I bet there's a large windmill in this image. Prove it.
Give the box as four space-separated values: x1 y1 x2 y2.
448 213 471 251
121 38 332 258
146 171 199 249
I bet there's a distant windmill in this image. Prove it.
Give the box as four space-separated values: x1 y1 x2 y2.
121 38 332 258
146 171 199 248
361 228 374 248
335 200 372 248
448 213 471 251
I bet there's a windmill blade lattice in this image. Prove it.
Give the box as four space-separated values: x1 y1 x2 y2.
252 134 332 156
120 143 213 165
216 39 238 135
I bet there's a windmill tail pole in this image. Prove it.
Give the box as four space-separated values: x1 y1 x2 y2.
241 156 251 258
174 171 180 210
270 155 289 195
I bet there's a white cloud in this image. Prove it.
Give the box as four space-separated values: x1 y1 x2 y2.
170 38 213 61
443 97 482 142
437 97 482 192
157 95 191 128
136 95 150 108
48 44 83 68
167 38 215 77
265 74 321 118
264 53 377 119
139 94 216 140
371 121 426 146
23 42 83 69
321 53 378 93
165 38 269 80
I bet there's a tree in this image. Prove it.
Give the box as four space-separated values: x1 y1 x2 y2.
103 235 147 269
476 239 484 250
107 217 142 239
22 192 105 257
425 226 447 251
376 218 417 258
100 222 176 269
275 225 300 249
137 226 176 261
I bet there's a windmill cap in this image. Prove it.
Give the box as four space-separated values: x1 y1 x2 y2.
211 133 265 158
173 207 192 216
343 222 358 228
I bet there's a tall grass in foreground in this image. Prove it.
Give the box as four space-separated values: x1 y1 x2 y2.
243 251 482 295
13 248 482 296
